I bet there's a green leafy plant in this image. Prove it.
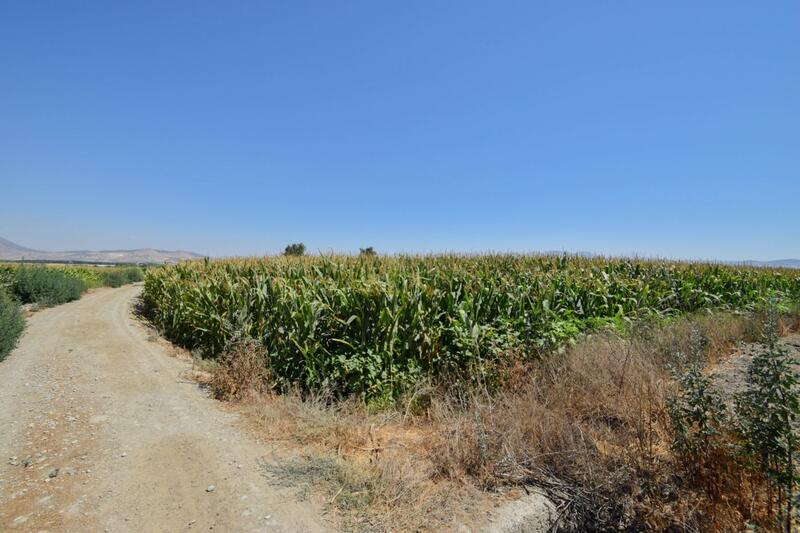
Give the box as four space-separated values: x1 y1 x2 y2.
123 266 144 283
667 353 726 464
102 270 126 288
11 266 86 306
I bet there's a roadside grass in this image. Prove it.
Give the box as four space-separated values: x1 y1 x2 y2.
214 308 799 532
245 392 482 531
204 337 480 529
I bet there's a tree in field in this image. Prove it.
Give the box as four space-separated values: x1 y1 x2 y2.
284 243 306 257
359 247 376 256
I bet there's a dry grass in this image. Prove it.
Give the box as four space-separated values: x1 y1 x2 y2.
210 337 268 401
426 310 798 531
241 391 485 531
214 309 799 532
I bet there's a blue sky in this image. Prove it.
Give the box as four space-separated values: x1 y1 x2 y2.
1 1 798 260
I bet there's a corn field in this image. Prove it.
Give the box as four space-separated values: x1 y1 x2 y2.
142 255 800 400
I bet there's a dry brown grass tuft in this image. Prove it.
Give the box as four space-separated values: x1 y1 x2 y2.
242 391 484 531
427 331 668 529
210 337 269 401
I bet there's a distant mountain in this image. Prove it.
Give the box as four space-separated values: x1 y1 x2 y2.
0 236 204 264
738 259 800 269
540 250 800 268
0 236 35 254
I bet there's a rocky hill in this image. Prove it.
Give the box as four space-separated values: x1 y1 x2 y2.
0 236 203 264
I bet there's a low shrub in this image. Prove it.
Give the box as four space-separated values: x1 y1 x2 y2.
0 288 25 361
99 266 143 288
11 266 86 306
123 266 144 283
102 270 126 288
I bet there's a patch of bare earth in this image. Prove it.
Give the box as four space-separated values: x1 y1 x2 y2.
710 333 800 401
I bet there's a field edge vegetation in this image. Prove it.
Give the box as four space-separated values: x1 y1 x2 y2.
140 255 800 531
205 307 800 531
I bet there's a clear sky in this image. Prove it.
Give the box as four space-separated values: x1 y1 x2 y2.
1 1 798 260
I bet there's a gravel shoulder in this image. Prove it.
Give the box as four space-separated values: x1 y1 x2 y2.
0 285 331 532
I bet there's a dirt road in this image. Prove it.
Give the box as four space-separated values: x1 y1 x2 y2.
0 285 331 532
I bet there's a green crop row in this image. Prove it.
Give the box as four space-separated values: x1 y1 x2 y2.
56 265 144 288
141 255 800 401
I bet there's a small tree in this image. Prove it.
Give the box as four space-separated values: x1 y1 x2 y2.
666 328 728 486
284 243 306 256
667 355 727 463
359 246 376 257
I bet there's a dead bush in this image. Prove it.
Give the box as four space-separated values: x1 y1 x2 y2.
210 337 268 401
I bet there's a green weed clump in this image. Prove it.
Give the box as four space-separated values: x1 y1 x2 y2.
12 266 86 306
0 288 24 361
60 265 144 287
121 266 145 283
101 266 144 287
102 270 126 288
142 255 800 400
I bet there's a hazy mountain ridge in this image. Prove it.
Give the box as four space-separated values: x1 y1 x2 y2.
0 237 203 264
738 259 800 269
